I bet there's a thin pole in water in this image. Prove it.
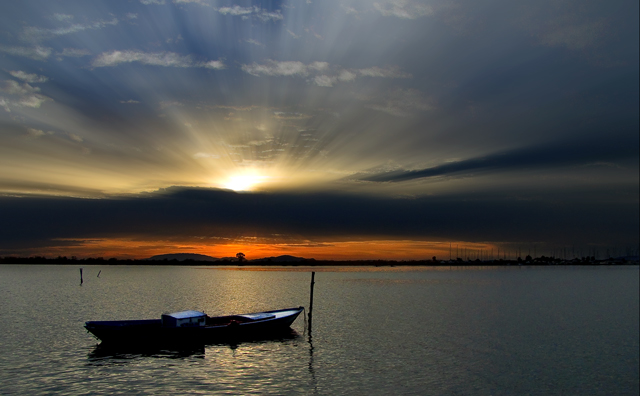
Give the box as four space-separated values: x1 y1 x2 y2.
80 268 83 285
308 271 315 332
97 270 101 278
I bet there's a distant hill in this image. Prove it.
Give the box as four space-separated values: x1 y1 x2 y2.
251 255 307 262
146 253 218 261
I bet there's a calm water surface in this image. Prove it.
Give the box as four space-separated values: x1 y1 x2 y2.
0 265 638 395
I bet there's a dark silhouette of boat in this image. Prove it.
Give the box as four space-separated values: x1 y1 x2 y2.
85 306 304 345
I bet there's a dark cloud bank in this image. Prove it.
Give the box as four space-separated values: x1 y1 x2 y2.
361 136 639 182
1 186 637 255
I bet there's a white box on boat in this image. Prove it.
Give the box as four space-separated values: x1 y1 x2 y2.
161 310 207 328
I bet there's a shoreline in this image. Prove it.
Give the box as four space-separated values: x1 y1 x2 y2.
1 257 638 266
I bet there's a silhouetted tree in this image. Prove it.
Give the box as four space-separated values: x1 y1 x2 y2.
236 252 246 262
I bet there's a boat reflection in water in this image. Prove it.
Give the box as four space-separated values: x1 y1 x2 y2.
87 327 302 364
87 343 207 363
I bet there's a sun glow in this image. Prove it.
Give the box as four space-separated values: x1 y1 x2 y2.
221 171 272 192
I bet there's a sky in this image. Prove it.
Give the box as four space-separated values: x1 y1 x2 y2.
0 0 638 260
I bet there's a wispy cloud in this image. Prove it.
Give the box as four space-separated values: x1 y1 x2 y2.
198 60 225 69
8 71 48 84
166 34 184 44
140 0 165 4
357 66 411 78
56 48 92 60
21 18 119 43
15 95 50 109
217 5 283 21
244 39 264 47
0 45 52 61
374 0 433 19
52 13 74 22
256 10 284 22
309 61 329 71
0 99 11 113
1 80 41 96
338 70 357 82
24 128 84 144
92 50 224 69
341 5 360 15
218 5 254 16
241 60 411 86
174 0 209 4
242 60 308 77
313 75 337 87
67 133 83 143
286 29 301 39
193 152 220 159
273 111 311 120
27 128 47 137
0 80 51 111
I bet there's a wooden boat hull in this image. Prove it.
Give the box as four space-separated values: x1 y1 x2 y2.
85 307 304 345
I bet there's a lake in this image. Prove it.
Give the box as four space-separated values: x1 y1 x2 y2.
0 265 638 395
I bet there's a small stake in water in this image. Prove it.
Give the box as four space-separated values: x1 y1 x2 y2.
308 271 315 332
80 268 83 285
97 270 101 278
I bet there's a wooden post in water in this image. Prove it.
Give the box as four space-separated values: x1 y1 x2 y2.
308 271 315 331
80 268 83 285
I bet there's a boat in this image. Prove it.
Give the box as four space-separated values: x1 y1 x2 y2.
85 306 304 345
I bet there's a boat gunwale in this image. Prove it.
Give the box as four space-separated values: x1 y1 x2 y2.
85 306 304 331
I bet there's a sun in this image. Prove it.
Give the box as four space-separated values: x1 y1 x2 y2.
221 172 271 192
